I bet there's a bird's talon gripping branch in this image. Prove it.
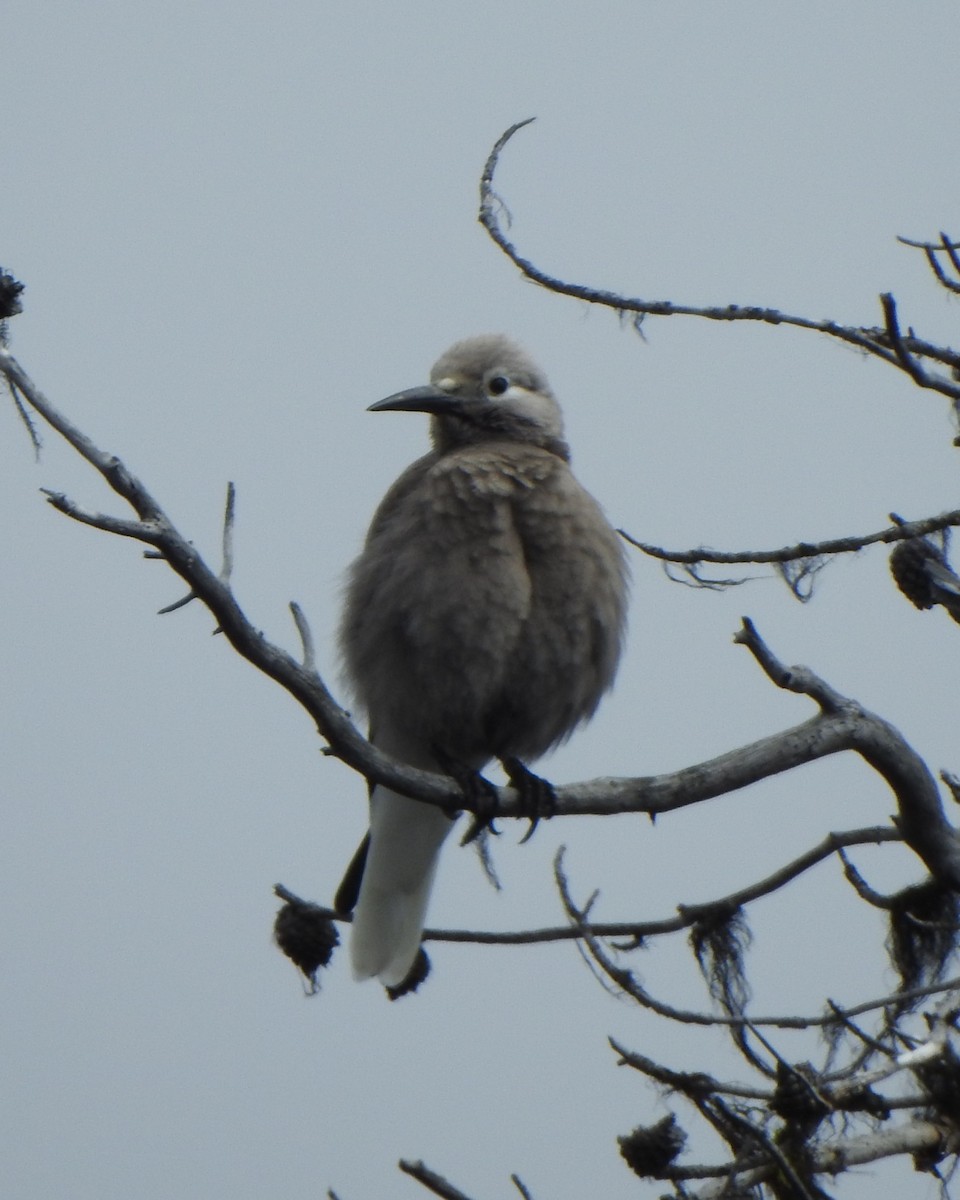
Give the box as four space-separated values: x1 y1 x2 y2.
501 756 557 843
457 780 502 845
429 745 503 843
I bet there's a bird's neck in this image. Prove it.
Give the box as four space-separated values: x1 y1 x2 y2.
430 416 570 462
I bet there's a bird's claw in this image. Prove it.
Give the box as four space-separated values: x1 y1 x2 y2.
500 756 557 843
459 777 502 845
433 746 502 845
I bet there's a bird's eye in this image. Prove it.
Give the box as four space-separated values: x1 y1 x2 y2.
487 375 510 396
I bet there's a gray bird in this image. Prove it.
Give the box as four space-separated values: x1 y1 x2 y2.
336 335 628 987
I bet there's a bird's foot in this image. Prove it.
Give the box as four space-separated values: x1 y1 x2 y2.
458 770 502 845
500 756 557 843
433 747 502 845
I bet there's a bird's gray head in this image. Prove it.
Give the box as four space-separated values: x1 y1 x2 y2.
369 335 570 459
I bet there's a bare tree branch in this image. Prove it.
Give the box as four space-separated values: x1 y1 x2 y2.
610 1036 773 1101
417 826 900 948
398 1160 478 1200
837 847 897 909
899 231 960 295
478 121 960 625
685 1119 959 1198
0 345 471 817
735 618 960 889
622 508 960 575
614 1004 960 1195
39 488 160 540
477 118 960 621
559 838 960 1035
479 122 960 405
158 482 237 616
289 601 318 672
509 1176 534 1200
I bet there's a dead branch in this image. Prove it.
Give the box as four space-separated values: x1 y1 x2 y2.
398 1160 477 1200
622 508 960 576
479 121 960 404
0 345 466 818
899 231 960 296
737 617 960 888
419 825 900 947
684 1118 959 1198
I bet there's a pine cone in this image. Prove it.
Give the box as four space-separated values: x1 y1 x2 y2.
890 538 944 610
771 1061 830 1121
617 1114 686 1178
274 896 339 991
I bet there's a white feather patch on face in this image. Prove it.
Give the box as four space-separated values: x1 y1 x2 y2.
495 384 564 438
435 376 458 393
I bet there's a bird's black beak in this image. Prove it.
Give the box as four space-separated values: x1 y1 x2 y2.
368 386 459 415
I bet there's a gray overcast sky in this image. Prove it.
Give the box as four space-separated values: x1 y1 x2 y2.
3 4 960 1197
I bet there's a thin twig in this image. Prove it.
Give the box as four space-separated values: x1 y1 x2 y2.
837 847 895 909
40 489 159 540
881 292 926 386
609 1036 772 1100
510 1175 534 1200
221 481 236 582
825 1001 896 1059
4 377 42 457
158 481 237 615
621 507 960 571
424 826 899 947
289 601 317 672
398 1160 477 1200
899 231 960 295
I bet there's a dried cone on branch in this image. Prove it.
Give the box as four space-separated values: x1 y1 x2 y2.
274 895 339 991
617 1114 686 1178
890 537 960 625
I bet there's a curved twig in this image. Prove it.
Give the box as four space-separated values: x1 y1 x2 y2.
479 121 960 402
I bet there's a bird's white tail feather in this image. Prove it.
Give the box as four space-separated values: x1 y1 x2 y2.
350 786 453 986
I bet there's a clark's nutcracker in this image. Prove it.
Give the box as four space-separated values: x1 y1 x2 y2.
336 335 628 986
